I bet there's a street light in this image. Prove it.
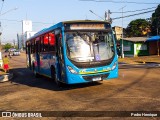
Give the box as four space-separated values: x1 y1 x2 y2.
0 5 18 67
0 7 18 17
0 0 4 67
89 10 105 21
0 7 18 51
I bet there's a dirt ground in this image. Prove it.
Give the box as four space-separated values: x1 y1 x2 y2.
119 55 160 64
0 53 160 120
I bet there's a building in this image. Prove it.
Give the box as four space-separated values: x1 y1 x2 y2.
17 34 23 50
147 36 160 56
17 20 36 50
120 36 160 57
120 37 149 57
23 31 36 46
112 26 122 40
112 26 126 40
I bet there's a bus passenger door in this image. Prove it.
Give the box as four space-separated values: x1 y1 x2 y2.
56 34 65 81
27 43 32 70
36 40 40 72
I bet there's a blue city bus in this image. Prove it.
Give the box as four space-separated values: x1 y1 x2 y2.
26 20 118 86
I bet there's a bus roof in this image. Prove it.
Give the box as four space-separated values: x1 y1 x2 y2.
26 20 111 42
62 20 110 24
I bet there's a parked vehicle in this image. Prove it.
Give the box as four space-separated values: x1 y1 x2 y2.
13 50 20 56
9 48 16 52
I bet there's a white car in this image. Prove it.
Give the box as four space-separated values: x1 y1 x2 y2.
9 48 16 52
13 50 20 56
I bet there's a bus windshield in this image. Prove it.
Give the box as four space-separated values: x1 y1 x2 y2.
66 31 115 62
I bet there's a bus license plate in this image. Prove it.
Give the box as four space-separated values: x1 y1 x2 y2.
92 77 101 81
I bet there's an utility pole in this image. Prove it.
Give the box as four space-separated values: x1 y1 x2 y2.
0 0 4 52
121 6 126 58
105 10 112 23
0 0 4 67
105 11 107 21
157 18 159 56
0 6 18 51
13 39 15 48
0 32 1 50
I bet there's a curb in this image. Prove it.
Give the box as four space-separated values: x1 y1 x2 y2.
0 73 13 82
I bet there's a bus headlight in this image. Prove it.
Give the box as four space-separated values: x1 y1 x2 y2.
67 66 78 74
111 61 117 70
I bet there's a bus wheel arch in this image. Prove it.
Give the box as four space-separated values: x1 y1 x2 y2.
50 65 56 81
50 65 64 87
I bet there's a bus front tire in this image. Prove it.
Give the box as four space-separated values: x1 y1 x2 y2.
51 67 64 87
51 66 56 81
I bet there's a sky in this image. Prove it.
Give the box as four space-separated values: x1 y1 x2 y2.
0 0 159 44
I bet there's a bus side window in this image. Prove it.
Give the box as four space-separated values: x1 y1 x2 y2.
31 42 35 54
28 44 31 54
57 34 64 62
26 43 28 54
35 41 39 53
40 37 43 52
35 37 40 53
49 32 56 51
43 34 49 52
33 40 36 53
30 43 32 53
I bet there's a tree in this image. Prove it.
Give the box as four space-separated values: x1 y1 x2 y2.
151 4 160 36
3 43 12 50
126 19 150 37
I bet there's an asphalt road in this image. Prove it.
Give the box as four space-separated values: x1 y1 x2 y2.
0 52 160 119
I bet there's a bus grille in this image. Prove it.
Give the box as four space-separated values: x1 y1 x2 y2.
82 74 109 81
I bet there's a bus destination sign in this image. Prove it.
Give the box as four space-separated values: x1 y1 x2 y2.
70 24 105 30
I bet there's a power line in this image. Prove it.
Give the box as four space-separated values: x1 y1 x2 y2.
79 0 160 4
0 18 53 25
111 7 156 13
0 0 4 15
112 10 154 20
0 7 18 17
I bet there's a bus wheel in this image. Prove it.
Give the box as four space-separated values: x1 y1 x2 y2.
51 67 64 87
55 79 65 87
51 66 56 81
33 63 39 78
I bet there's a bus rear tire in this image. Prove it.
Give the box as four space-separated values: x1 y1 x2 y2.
34 71 40 78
